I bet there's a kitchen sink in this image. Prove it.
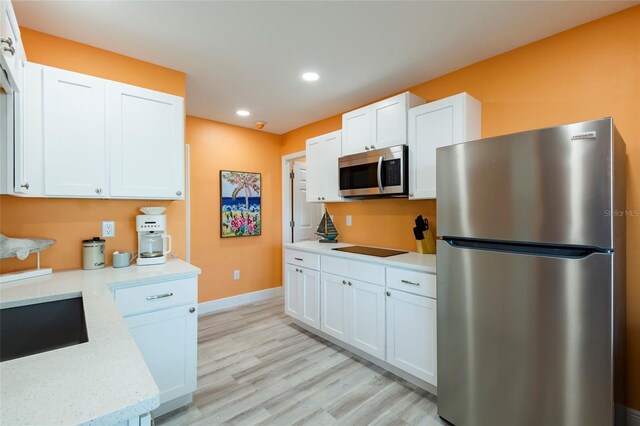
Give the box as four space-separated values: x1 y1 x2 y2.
0 296 89 362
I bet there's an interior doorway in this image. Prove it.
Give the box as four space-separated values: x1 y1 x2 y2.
282 151 323 244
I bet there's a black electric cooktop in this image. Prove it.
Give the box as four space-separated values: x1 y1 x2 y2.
332 246 408 258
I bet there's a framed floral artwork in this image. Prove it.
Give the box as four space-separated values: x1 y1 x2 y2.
220 170 262 238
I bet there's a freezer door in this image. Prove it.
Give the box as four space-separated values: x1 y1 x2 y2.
437 240 614 426
437 118 617 249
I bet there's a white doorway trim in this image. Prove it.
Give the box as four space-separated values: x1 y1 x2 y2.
282 150 306 246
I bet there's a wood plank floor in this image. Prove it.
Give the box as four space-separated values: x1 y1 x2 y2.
155 297 445 426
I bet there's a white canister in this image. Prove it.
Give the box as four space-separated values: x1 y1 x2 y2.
83 237 105 270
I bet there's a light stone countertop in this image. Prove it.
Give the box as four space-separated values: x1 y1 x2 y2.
0 259 201 426
284 240 436 273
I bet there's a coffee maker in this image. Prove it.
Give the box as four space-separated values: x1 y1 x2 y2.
136 214 172 266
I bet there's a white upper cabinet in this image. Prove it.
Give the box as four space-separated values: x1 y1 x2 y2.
342 92 425 156
305 130 343 203
43 67 106 197
408 92 481 200
0 0 25 94
108 82 184 199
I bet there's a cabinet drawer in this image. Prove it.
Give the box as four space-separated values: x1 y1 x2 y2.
322 256 349 276
349 260 385 286
115 278 198 317
285 249 320 271
386 267 436 298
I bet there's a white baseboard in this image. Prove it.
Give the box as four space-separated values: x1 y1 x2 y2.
629 407 640 426
198 286 283 316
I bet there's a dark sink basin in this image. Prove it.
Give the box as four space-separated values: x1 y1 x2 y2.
0 296 89 362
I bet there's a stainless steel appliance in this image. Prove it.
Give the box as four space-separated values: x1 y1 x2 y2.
332 246 408 257
338 145 408 197
436 118 626 426
136 214 172 266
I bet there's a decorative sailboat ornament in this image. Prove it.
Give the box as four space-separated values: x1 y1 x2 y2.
316 208 339 243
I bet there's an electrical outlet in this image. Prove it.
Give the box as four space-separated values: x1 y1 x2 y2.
102 221 115 238
233 270 240 280
346 215 352 226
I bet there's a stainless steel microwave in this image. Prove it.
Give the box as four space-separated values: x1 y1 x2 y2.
338 145 408 198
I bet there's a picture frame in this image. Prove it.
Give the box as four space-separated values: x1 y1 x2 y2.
220 170 262 238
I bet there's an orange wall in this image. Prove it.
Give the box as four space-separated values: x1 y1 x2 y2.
0 29 186 272
282 6 640 408
187 116 282 302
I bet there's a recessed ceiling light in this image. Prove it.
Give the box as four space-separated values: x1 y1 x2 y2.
302 72 319 82
236 109 250 117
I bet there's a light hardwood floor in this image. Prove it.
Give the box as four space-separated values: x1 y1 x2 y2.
155 297 445 426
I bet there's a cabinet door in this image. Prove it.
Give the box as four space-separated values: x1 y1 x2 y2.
320 272 349 342
0 2 22 93
342 106 371 155
371 93 407 150
43 68 106 197
349 280 386 360
408 96 461 200
305 136 322 202
284 263 301 319
126 304 198 404
299 267 320 328
108 82 184 199
386 290 437 385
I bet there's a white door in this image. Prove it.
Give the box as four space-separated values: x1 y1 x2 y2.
371 93 407 150
108 82 184 199
342 106 371 155
284 263 300 319
125 304 198 404
293 161 321 242
349 280 386 360
43 68 106 197
386 290 437 385
320 273 349 342
299 267 320 328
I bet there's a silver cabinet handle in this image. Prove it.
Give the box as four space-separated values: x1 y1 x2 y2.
342 280 347 285
176 190 182 196
189 307 196 313
376 155 384 193
294 257 303 261
21 183 29 190
146 292 174 300
401 279 420 286
3 46 15 55
370 145 375 149
95 188 103 194
1 37 13 47
348 282 352 286
386 291 391 297
364 146 370 151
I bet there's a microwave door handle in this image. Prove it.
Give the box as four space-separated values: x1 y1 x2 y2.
377 155 384 193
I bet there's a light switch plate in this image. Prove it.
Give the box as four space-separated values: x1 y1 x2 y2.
346 215 352 226
233 270 240 280
102 221 115 238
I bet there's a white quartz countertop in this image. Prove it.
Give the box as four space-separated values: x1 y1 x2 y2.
0 259 201 426
285 241 436 273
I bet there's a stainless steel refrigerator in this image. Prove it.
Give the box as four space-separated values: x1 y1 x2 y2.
436 118 626 426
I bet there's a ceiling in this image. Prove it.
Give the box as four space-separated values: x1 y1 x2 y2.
14 1 636 134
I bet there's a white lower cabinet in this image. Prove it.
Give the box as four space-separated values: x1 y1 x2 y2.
114 277 198 416
320 273 385 361
285 248 438 389
285 263 320 328
386 290 437 385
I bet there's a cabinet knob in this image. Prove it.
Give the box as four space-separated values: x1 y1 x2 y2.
176 190 183 196
370 145 375 149
1 37 13 47
95 188 103 194
189 307 196 313
21 183 29 190
409 193 414 197
364 146 370 151
321 197 325 201
342 280 347 285
317 197 321 201
386 291 391 297
348 282 352 286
